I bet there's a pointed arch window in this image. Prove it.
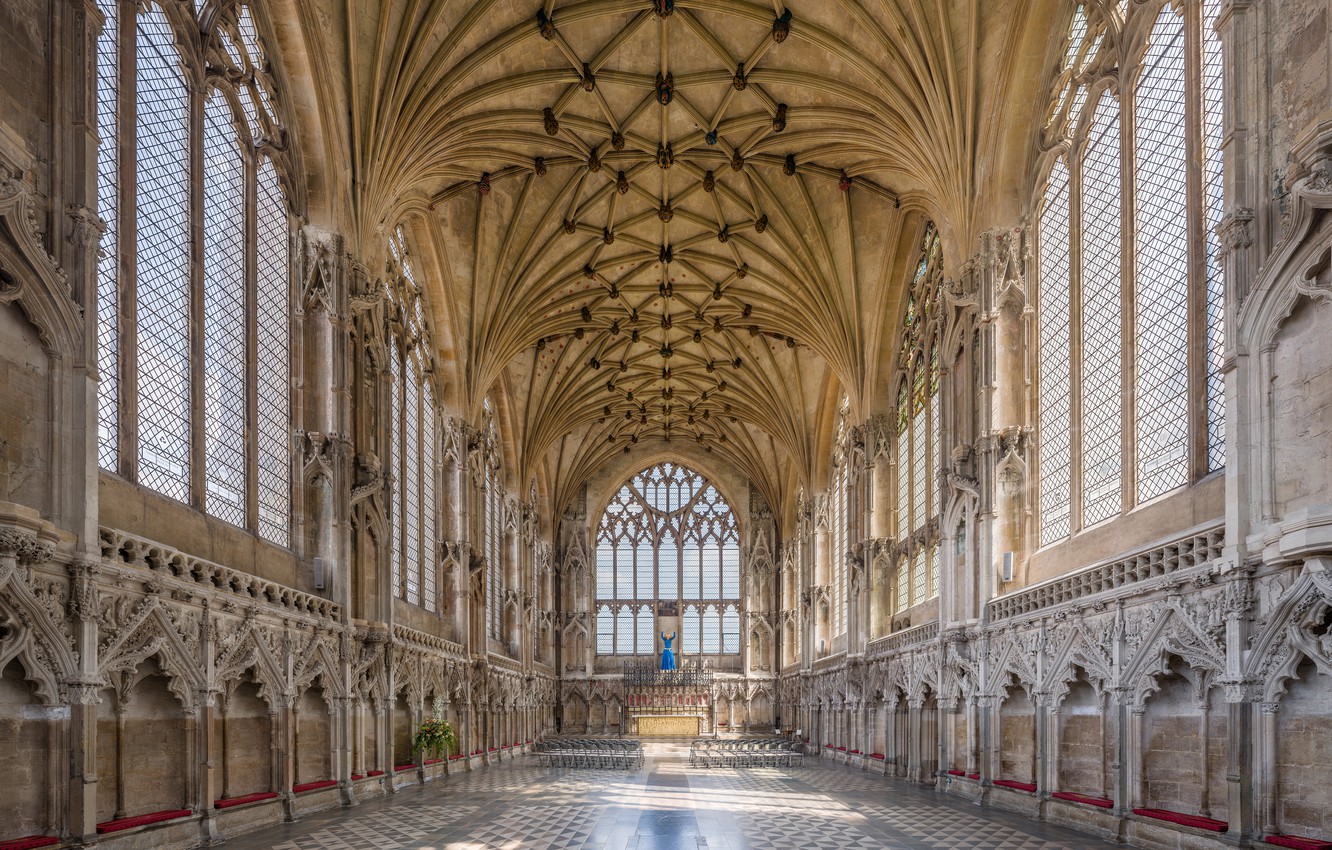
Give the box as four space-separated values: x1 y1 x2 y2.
594 463 741 656
482 399 505 641
893 224 944 612
828 399 851 636
95 1 293 545
387 226 441 611
1035 0 1226 546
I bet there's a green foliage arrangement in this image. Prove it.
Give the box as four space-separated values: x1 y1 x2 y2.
412 717 457 758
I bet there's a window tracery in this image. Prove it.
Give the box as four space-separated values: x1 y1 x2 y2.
893 224 943 612
594 463 741 656
387 226 440 610
1035 0 1226 546
95 1 293 545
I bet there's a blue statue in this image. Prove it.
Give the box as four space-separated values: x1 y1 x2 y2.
659 631 676 671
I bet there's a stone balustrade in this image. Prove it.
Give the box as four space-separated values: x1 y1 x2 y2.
393 623 467 658
98 526 342 620
986 521 1225 622
866 621 940 657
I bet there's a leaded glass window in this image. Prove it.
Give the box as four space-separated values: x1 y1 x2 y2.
892 223 944 612
595 463 741 656
483 398 505 641
387 227 442 613
828 399 851 637
1035 0 1227 544
95 1 294 545
1038 162 1074 544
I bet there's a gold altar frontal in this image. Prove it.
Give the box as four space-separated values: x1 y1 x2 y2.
634 715 700 737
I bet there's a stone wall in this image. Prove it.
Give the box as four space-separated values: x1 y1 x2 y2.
780 544 1332 848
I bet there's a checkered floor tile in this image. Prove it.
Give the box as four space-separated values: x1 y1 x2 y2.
225 746 1112 850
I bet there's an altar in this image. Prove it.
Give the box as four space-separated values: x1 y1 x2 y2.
634 714 701 737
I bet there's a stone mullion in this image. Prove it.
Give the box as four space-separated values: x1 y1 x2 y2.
116 0 139 482
187 55 207 511
1067 125 1085 536
1183 0 1211 483
243 129 259 533
1117 57 1138 511
1215 0 1257 578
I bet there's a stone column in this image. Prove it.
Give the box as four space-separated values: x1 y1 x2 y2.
1257 702 1278 839
908 698 923 783
195 689 220 843
65 683 101 845
64 556 102 844
269 708 282 793
113 700 127 818
1126 704 1146 809
277 696 297 820
885 699 898 773
1037 694 1055 797
966 696 979 775
334 696 355 804
977 695 996 784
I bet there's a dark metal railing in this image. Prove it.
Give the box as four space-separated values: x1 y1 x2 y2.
622 658 714 688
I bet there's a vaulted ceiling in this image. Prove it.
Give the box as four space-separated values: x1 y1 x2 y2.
311 0 1041 519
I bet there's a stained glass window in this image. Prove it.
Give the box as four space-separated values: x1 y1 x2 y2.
595 463 741 655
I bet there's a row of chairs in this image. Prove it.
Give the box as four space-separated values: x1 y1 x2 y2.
688 738 805 768
535 739 645 770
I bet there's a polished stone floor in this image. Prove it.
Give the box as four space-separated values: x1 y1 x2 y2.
225 744 1108 850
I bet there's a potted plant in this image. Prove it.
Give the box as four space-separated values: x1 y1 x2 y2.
412 717 458 760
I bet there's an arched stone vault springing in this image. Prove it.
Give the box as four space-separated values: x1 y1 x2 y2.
332 0 1000 517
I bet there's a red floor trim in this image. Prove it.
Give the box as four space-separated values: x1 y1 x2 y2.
1052 791 1113 809
1266 836 1332 850
214 792 278 809
292 780 338 794
869 753 885 760
947 769 966 777
1132 808 1227 832
96 809 193 834
350 774 364 780
366 770 385 777
993 780 1037 793
394 764 417 772
967 773 980 780
0 836 58 850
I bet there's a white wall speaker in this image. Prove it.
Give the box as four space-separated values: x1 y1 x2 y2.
1001 551 1014 584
